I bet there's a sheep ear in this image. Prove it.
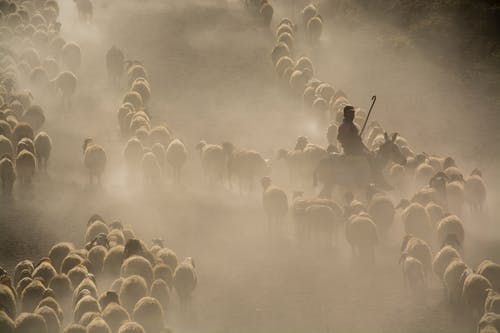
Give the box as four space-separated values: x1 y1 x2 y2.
392 133 398 142
383 132 389 142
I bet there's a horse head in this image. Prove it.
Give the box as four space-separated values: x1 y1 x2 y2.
378 132 407 166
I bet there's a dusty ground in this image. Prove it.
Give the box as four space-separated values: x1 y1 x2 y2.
0 1 499 332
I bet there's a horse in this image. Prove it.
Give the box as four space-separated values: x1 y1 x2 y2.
313 132 407 197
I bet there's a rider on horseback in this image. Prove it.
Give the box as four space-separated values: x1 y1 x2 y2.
337 105 393 191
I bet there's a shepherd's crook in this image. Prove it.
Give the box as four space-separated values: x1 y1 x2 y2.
360 95 377 136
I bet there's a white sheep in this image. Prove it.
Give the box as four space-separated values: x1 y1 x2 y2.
74 0 93 23
102 302 130 333
83 138 107 185
345 214 378 265
61 42 81 73
261 177 288 232
432 245 461 280
0 311 14 333
398 201 432 243
15 312 48 333
53 71 77 110
120 255 154 286
173 257 197 313
166 139 187 184
195 140 226 186
119 275 148 314
0 156 15 195
465 173 487 212
106 45 125 84
34 131 52 173
477 260 500 293
400 235 432 277
477 312 500 333
462 270 492 319
399 253 426 295
443 259 468 305
118 322 146 333
436 215 465 249
16 149 37 184
35 305 61 333
0 284 16 319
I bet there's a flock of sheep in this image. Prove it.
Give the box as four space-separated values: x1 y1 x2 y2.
0 213 197 333
248 2 495 332
0 0 498 332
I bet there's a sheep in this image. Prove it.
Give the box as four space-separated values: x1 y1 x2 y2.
48 274 73 304
132 297 165 333
0 284 16 319
443 259 469 305
141 152 161 186
73 277 98 305
123 91 143 112
0 155 15 195
261 177 288 232
73 294 101 322
88 246 107 275
21 104 45 131
87 317 112 333
106 45 125 84
465 173 487 212
131 79 151 106
15 312 48 333
32 261 57 287
301 4 317 26
14 260 34 285
446 181 465 215
432 245 461 280
118 322 146 333
304 203 340 247
345 214 378 265
307 16 323 43
119 275 148 314
67 266 88 289
153 264 173 287
150 279 170 313
53 71 77 110
48 242 75 272
21 279 46 313
173 257 197 312
108 229 126 247
478 312 500 333
65 324 87 333
400 235 432 277
127 64 148 87
12 122 34 145
368 194 395 233
61 42 81 72
79 312 101 327
16 277 33 297
123 137 143 175
195 140 226 186
32 131 51 173
166 139 187 184
271 43 290 65
120 256 154 286
414 163 435 188
399 253 426 295
275 56 294 77
83 138 107 185
74 0 93 22
0 122 12 140
103 246 125 277
102 302 129 333
42 57 59 79
485 289 500 314
0 311 14 333
397 201 432 243
110 278 123 293
17 138 36 156
436 215 465 249
35 305 61 333
477 260 500 293
37 297 64 323
462 270 492 318
259 2 273 26
61 254 85 275
86 219 109 244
